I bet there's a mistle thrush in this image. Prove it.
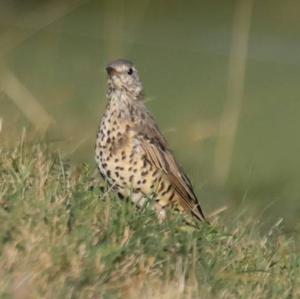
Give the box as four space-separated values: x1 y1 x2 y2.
95 59 206 222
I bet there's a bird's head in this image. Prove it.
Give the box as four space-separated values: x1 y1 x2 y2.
106 59 143 98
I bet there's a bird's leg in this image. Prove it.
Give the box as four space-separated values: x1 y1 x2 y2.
155 204 167 223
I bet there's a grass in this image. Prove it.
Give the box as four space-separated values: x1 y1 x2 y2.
1 2 300 297
0 137 299 299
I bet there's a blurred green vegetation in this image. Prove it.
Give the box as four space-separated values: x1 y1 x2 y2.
0 141 299 298
0 0 300 232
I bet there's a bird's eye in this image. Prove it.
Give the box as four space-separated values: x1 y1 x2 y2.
127 68 133 75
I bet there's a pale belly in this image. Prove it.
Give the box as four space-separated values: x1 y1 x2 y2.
95 135 158 206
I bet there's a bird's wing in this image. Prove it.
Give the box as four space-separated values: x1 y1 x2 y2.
134 121 206 222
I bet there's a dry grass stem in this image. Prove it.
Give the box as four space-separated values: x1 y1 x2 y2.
0 67 54 132
213 0 254 185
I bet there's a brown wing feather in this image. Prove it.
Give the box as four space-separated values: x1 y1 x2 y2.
135 121 206 222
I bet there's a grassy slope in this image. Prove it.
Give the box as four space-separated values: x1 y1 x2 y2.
0 139 299 299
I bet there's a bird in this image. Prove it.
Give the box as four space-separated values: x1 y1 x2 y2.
95 59 206 222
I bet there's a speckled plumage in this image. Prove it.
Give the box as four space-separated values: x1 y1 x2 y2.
96 59 206 221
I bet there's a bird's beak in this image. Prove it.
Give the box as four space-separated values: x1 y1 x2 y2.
106 66 118 76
